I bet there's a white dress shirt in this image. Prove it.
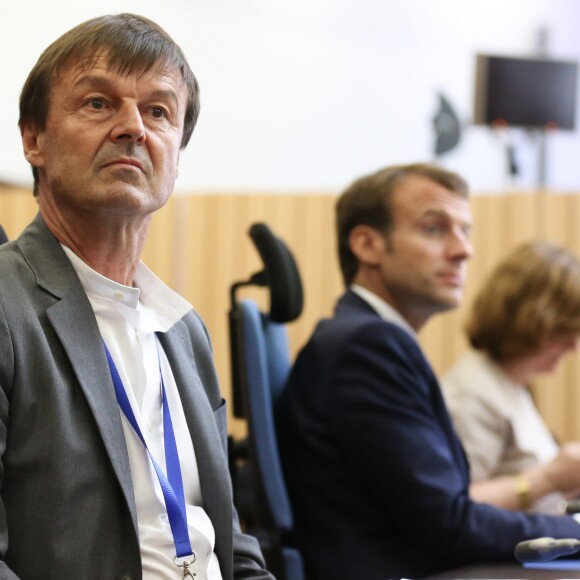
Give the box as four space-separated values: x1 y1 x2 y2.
63 246 223 579
350 284 417 339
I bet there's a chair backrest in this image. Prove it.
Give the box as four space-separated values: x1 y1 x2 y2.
238 300 293 530
229 223 305 580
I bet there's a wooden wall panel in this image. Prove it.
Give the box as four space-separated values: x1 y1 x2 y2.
153 193 342 436
532 194 580 442
143 197 176 284
0 186 38 238
2 184 580 442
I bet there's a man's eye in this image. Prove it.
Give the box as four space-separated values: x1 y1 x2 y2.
90 98 104 110
151 107 166 118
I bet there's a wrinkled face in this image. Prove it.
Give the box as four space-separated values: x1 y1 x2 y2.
377 175 473 327
22 54 188 220
525 336 579 376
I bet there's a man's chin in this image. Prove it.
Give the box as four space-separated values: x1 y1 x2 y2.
436 291 464 312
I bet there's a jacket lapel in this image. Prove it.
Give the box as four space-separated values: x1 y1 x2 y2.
340 289 471 475
158 324 233 577
18 214 138 528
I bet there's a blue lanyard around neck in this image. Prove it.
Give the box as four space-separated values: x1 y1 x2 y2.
103 341 194 559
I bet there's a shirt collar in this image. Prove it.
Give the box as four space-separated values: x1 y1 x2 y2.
350 284 417 340
62 244 191 331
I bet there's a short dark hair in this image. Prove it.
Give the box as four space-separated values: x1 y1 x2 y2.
336 163 469 286
467 241 580 361
19 13 200 195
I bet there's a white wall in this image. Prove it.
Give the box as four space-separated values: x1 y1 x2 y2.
2 0 580 193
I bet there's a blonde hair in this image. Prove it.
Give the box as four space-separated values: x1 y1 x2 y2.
467 241 580 361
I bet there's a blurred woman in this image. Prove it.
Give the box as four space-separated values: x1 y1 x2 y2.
443 241 580 513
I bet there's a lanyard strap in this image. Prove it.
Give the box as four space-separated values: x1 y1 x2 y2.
103 341 194 558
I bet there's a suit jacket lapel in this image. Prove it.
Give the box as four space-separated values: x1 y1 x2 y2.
47 298 138 524
17 214 138 528
158 325 232 575
340 289 471 475
158 325 229 507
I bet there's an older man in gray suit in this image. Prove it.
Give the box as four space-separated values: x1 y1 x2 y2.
0 13 273 580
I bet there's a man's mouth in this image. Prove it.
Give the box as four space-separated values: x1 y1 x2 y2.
102 158 145 172
437 272 463 287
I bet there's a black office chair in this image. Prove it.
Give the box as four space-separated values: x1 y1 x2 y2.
229 223 305 580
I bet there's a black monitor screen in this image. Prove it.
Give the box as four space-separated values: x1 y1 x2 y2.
474 54 578 130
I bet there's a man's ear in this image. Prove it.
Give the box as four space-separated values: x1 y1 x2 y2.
348 225 386 267
20 123 45 169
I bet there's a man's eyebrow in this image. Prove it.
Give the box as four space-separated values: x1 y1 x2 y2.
420 209 450 219
147 89 180 109
70 74 116 92
421 208 473 225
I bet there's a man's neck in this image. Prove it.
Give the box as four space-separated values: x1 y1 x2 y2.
350 284 418 338
40 209 150 286
351 280 428 332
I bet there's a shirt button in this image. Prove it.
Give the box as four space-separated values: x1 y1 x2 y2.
113 291 124 301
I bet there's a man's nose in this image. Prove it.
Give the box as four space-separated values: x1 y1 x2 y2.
110 103 146 144
449 228 474 260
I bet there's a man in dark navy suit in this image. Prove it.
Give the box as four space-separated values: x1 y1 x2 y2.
276 163 580 580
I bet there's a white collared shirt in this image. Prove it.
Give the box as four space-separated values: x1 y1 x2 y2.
350 284 417 340
63 246 222 579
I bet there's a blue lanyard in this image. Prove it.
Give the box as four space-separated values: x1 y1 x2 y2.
103 341 194 559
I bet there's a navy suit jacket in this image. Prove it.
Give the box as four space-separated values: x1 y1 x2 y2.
276 290 580 579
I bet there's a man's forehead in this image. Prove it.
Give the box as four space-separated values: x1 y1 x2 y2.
57 52 184 87
392 176 469 208
392 175 470 217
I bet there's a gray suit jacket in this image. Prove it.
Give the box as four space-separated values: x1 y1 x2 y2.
0 214 272 580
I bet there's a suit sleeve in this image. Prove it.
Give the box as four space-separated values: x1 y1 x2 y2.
327 320 580 564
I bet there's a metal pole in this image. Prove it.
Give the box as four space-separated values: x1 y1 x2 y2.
536 27 548 190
